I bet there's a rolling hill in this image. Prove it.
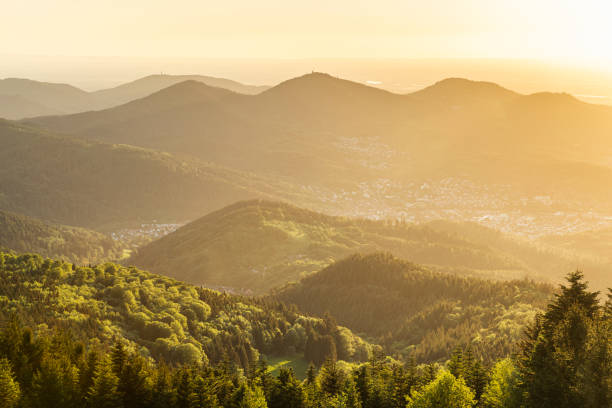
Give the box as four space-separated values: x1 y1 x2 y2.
0 93 62 119
0 209 123 263
91 73 269 106
275 252 555 363
0 74 268 119
0 120 314 230
128 200 607 294
24 73 612 200
0 77 95 117
539 226 612 264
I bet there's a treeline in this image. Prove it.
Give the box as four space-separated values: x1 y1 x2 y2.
0 252 373 370
0 210 123 264
276 253 555 363
1 271 609 408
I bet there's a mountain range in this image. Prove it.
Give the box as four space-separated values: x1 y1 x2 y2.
0 74 268 119
22 73 612 209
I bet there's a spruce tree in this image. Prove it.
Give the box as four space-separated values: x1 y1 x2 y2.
0 358 20 408
319 358 345 397
516 271 608 408
87 356 123 408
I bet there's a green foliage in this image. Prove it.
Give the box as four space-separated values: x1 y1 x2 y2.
0 249 608 408
0 209 123 264
278 253 553 363
480 359 520 408
406 370 475 408
0 357 20 408
1 269 607 408
516 271 612 408
87 356 123 408
130 200 574 295
230 382 268 408
0 251 372 368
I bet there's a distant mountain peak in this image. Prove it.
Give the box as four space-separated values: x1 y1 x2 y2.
412 77 518 101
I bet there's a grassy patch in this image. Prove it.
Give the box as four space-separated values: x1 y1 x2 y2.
264 354 310 380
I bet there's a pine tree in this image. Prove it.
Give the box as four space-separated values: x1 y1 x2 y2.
0 358 20 408
304 363 321 408
447 347 464 379
111 340 127 376
151 362 176 408
87 356 123 408
516 271 608 408
30 356 79 408
174 367 195 408
268 367 304 408
340 377 362 408
79 351 99 398
319 359 344 397
118 353 152 408
353 365 370 407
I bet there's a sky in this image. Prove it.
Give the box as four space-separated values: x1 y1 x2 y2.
2 0 612 65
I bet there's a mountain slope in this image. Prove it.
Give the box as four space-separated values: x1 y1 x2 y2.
129 200 588 294
275 252 554 363
0 94 61 119
0 251 375 368
0 75 268 119
25 73 612 192
0 209 123 263
0 77 95 115
92 73 268 106
0 120 307 230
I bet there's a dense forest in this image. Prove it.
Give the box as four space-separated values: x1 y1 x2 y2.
0 251 374 370
275 253 554 363
130 200 605 294
2 67 612 408
0 270 609 408
0 210 123 264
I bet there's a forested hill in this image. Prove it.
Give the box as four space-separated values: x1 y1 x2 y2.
129 199 592 294
0 210 123 264
0 262 608 408
275 253 554 363
0 120 306 230
0 251 375 370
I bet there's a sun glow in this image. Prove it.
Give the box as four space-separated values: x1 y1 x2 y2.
1 0 611 70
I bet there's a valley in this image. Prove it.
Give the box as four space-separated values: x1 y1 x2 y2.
1 69 611 408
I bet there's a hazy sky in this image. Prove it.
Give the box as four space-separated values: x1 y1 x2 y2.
3 0 612 65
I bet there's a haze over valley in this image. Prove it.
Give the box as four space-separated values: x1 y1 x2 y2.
0 2 610 407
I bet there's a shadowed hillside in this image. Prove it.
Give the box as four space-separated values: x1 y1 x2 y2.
0 209 123 263
128 200 606 293
0 120 308 230
275 252 555 363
